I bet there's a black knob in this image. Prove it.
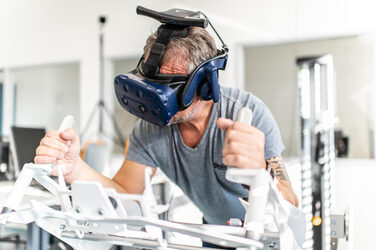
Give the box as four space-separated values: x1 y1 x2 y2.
122 97 128 105
139 105 145 113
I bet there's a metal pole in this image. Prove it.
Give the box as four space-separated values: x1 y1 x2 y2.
98 16 106 136
79 16 125 148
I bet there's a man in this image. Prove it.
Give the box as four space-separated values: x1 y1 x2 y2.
35 26 298 231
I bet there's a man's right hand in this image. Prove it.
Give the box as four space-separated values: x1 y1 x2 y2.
34 129 81 181
34 128 148 193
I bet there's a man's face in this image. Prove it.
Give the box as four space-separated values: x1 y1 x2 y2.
159 57 201 125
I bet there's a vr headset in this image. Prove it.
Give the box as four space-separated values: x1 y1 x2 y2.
114 6 228 126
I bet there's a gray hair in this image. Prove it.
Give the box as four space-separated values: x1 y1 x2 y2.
143 27 217 74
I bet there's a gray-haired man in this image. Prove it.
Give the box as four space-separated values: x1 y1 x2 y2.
35 26 298 244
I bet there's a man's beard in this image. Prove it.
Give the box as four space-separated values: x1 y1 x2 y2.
167 102 200 125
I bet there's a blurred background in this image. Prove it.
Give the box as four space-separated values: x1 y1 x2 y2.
0 0 375 249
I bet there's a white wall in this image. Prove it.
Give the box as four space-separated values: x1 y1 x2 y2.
0 0 168 135
244 35 375 158
333 159 376 250
2 0 376 135
111 57 140 153
12 63 80 130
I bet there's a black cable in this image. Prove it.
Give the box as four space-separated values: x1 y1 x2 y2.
198 11 228 52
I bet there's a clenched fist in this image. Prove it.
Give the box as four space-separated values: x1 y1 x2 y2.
34 129 81 180
217 118 266 169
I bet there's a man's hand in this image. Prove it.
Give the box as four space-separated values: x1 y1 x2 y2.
217 117 266 169
217 117 299 207
34 129 81 182
34 128 151 193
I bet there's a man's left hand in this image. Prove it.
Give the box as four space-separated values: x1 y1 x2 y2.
217 117 266 169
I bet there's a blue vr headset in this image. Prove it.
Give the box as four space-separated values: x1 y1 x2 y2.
114 6 228 126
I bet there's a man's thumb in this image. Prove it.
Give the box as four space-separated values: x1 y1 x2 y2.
59 129 79 144
217 117 234 131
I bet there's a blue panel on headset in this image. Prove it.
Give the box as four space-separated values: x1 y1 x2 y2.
114 74 179 126
181 54 228 108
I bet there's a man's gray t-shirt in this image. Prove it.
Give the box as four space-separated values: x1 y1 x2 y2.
127 87 285 225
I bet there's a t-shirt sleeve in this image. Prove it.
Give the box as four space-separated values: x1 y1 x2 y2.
126 120 159 168
251 99 285 159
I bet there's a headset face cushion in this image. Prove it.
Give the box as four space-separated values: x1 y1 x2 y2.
181 61 217 107
197 78 213 101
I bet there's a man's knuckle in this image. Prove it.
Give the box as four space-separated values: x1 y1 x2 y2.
232 155 240 164
222 156 228 165
36 146 43 155
46 131 55 137
222 146 228 156
232 122 242 130
227 129 235 139
228 141 237 152
40 137 49 145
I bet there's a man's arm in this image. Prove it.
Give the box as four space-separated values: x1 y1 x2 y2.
34 128 155 194
66 158 156 194
113 159 157 194
266 155 299 207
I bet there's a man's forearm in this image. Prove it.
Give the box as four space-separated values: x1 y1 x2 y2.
266 155 299 207
266 156 291 185
66 158 126 193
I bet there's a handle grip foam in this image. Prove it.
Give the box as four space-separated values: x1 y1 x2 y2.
236 108 253 125
58 115 75 133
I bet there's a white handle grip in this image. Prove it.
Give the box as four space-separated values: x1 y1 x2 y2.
56 116 75 211
236 107 253 125
58 115 75 133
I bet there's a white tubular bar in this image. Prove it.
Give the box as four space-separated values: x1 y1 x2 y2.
57 115 75 211
0 165 35 214
33 174 61 197
243 170 269 240
225 107 270 244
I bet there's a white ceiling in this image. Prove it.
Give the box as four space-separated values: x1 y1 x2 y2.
175 0 376 44
1 0 376 68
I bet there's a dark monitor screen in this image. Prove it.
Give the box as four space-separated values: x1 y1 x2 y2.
11 126 46 171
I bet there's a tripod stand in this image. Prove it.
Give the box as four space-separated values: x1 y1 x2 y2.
80 16 125 148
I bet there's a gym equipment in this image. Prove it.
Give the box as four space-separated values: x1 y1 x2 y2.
0 109 306 249
297 55 337 250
